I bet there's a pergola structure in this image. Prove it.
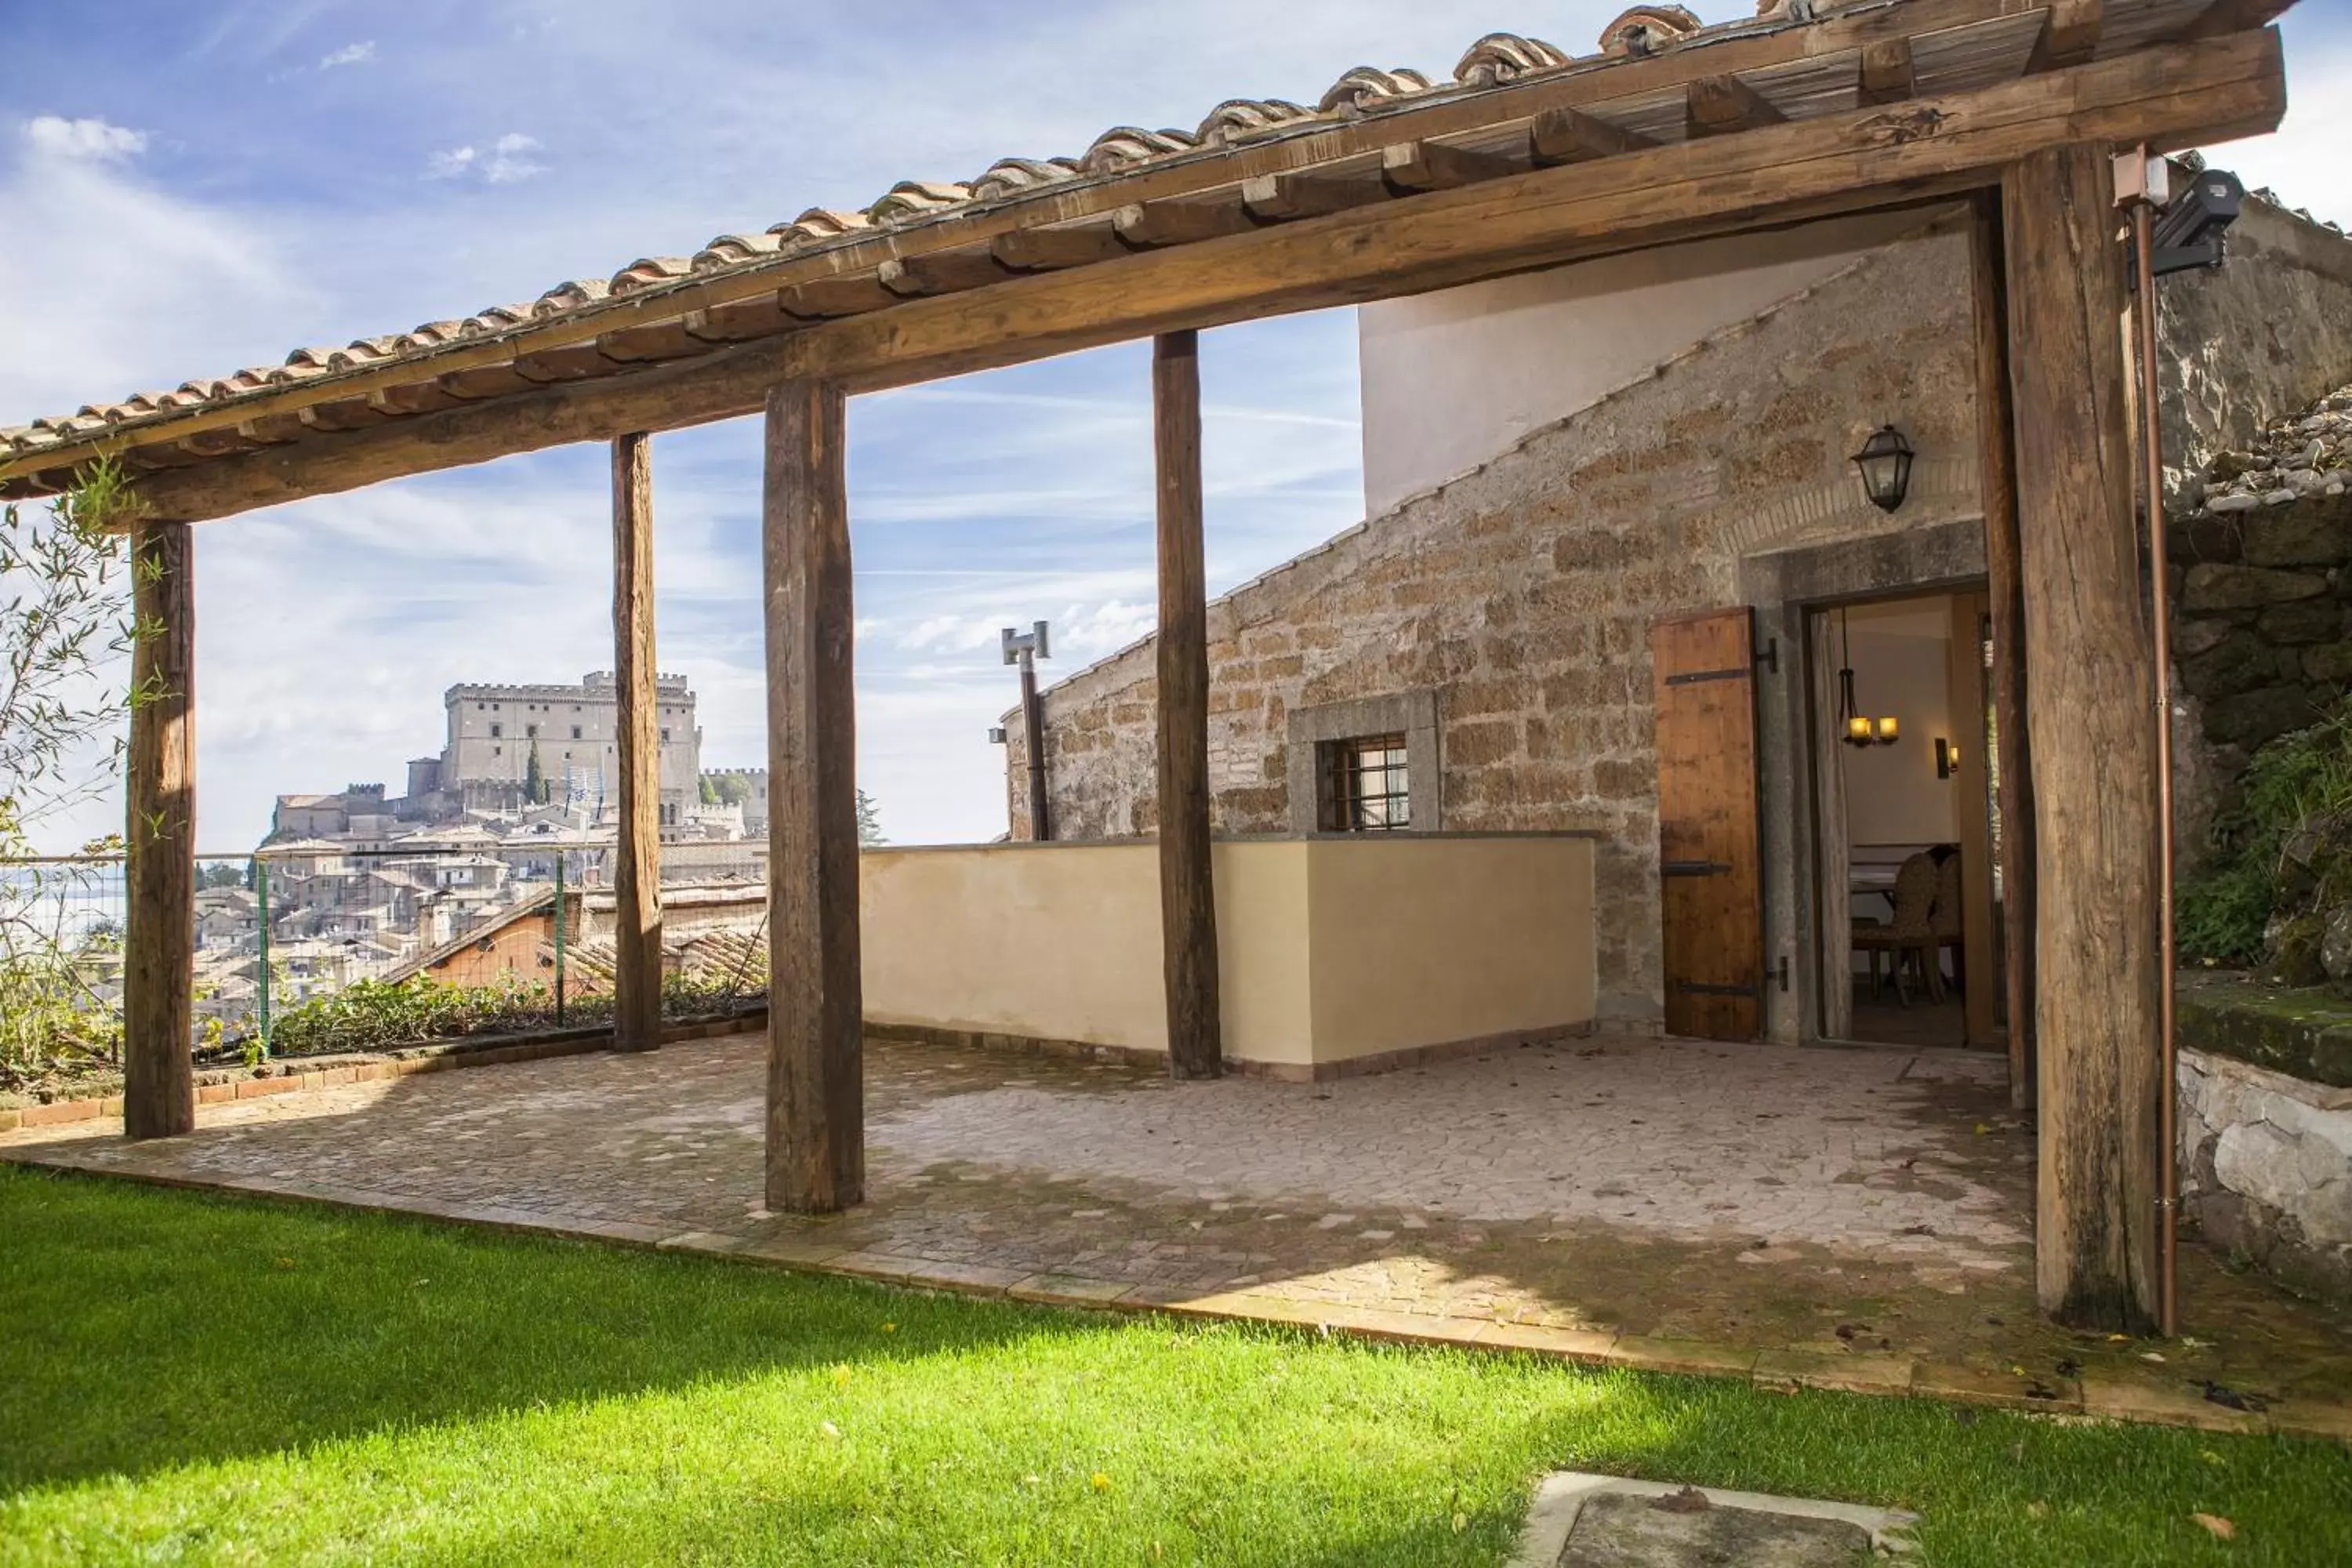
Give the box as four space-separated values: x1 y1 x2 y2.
1 0 2297 1330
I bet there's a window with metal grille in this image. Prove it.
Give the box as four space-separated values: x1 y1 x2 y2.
1320 734 1410 832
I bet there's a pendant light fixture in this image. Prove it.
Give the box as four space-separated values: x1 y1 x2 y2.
1835 609 1898 748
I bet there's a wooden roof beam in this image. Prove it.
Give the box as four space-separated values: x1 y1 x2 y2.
512 343 622 384
779 274 901 318
598 321 710 364
93 27 2288 524
878 248 1014 297
2171 0 2290 42
1381 140 1516 194
436 365 539 401
1113 198 1258 248
1241 169 1388 221
1859 38 1917 106
2027 0 2104 74
1687 74 1787 140
3 0 2181 493
991 224 1133 271
1530 106 1656 165
683 298 797 343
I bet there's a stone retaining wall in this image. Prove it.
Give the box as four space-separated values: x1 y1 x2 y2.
2179 1044 2352 1304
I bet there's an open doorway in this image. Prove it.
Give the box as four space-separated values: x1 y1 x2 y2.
1808 591 2003 1050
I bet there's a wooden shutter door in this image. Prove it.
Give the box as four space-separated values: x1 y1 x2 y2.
1650 607 1764 1042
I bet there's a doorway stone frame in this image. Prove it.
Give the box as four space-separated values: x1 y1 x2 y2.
1738 517 1987 1044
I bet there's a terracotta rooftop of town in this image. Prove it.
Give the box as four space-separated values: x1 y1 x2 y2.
0 0 2263 499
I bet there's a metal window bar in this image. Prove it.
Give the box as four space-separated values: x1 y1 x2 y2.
1341 735 1411 832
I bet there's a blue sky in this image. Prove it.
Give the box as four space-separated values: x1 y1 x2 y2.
5 2 2348 851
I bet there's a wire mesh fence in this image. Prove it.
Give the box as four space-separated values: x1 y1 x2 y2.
2 838 770 1093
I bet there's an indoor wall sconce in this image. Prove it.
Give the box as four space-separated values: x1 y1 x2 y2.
1935 737 1959 779
1851 424 1915 513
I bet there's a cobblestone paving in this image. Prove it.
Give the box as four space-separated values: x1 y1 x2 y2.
9 1033 2350 1439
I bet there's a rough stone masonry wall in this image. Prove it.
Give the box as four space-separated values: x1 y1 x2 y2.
2160 199 2352 508
1013 230 1981 1027
2179 1047 2352 1304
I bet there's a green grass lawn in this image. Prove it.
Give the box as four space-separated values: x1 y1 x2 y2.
1 1167 2344 1566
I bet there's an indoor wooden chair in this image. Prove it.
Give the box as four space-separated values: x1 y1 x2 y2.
1853 851 1940 1007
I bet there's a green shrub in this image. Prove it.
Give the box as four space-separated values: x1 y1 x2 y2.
2178 696 2352 966
262 969 759 1058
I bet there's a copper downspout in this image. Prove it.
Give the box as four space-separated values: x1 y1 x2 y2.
2126 150 2180 1339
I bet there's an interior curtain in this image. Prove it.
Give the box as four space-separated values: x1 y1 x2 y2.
1812 610 1853 1040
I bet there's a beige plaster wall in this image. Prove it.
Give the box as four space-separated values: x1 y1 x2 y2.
1306 834 1594 1064
1357 209 1949 517
1838 604 1961 850
859 837 1594 1065
860 842 1172 1051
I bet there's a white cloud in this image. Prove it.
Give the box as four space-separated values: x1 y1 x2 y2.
426 132 546 184
319 41 379 70
21 116 147 162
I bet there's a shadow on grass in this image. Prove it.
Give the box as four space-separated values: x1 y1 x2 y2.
0 1166 1076 1493
3 1167 2348 1568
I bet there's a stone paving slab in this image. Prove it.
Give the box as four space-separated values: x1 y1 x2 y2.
7 1029 2349 1441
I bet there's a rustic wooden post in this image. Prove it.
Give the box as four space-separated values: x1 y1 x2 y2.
612 432 664 1053
124 517 196 1140
1154 330 1222 1080
1970 191 2038 1109
762 380 862 1210
2005 146 2161 1332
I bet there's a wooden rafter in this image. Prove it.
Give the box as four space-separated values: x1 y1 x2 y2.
1114 198 1257 248
2025 0 2105 73
1859 38 1918 105
15 0 2226 498
13 22 2292 516
991 225 1131 270
1242 169 1387 221
879 249 1012 297
1686 73 1787 138
1381 139 1516 193
1530 105 1656 164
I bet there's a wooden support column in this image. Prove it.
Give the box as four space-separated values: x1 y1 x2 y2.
1969 191 2037 1106
761 379 863 1211
611 432 662 1053
124 517 196 1140
1154 331 1222 1080
2004 146 2161 1332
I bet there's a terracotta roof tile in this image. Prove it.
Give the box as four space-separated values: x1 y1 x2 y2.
609 257 693 294
1077 126 1198 175
1316 66 1437 116
967 156 1082 199
533 279 611 316
691 232 788 270
768 207 873 245
869 180 974 223
1600 5 1704 56
6 3 2190 476
1194 99 1318 145
1454 34 1571 88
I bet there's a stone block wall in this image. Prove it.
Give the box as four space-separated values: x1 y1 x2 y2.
2179 1047 2352 1304
1011 227 1982 1026
2160 199 2352 506
2169 492 2352 845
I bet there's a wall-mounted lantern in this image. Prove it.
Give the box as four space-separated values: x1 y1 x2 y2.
1850 424 1915 513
